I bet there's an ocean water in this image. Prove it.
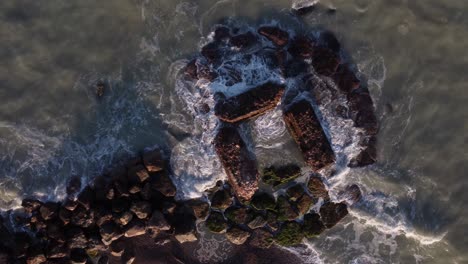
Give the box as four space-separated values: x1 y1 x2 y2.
1 0 467 263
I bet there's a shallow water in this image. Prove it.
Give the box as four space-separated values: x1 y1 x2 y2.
1 0 467 263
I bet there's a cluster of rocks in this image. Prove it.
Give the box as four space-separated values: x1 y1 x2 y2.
201 170 361 247
185 24 378 201
0 148 207 264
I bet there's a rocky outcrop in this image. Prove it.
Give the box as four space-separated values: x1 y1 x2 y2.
214 82 285 123
258 26 289 47
214 125 259 201
283 99 335 171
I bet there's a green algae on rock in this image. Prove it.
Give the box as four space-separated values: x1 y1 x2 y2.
251 192 276 211
262 164 301 187
275 221 304 246
276 196 299 221
206 211 228 233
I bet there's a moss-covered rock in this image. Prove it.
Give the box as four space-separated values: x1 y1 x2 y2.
265 211 279 231
296 194 313 215
249 229 274 249
251 192 276 211
302 213 325 238
206 211 227 233
225 207 253 225
286 184 305 202
275 221 304 246
211 189 232 210
276 196 299 221
262 165 301 187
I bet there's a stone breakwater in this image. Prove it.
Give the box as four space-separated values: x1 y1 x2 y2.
0 23 378 264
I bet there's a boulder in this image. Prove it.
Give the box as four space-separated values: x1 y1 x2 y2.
302 213 325 238
197 63 218 81
128 164 150 184
58 207 72 225
63 199 78 211
110 238 125 257
70 248 87 264
307 176 330 202
230 31 257 49
213 26 231 41
296 194 313 215
214 126 259 201
21 198 42 213
210 189 232 210
312 47 340 76
283 99 335 171
26 253 46 264
39 202 59 221
226 227 250 245
130 201 152 219
247 215 267 229
112 198 131 214
286 184 305 202
100 221 123 245
349 138 377 167
258 26 289 47
95 206 113 227
98 255 109 264
189 200 210 220
347 89 379 135
276 196 299 221
46 221 65 241
140 183 152 201
128 183 141 194
250 192 276 211
206 211 227 233
150 171 176 197
175 230 197 244
319 202 348 228
339 184 362 205
332 64 360 93
266 211 279 231
143 149 164 173
225 207 253 225
46 241 68 259
274 221 304 246
262 164 301 187
214 82 285 123
121 247 136 264
76 186 94 211
162 202 177 215
115 211 133 226
124 219 146 238
318 31 341 53
172 205 197 243
288 35 314 59
249 229 273 249
201 42 221 63
65 227 88 249
184 59 198 80
147 211 171 234
70 205 94 228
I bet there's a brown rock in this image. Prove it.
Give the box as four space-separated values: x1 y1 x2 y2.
319 202 348 228
276 195 299 221
70 248 87 264
214 82 285 123
121 247 135 264
332 64 360 93
307 176 330 201
214 126 259 201
296 194 313 215
100 221 123 245
226 227 250 245
110 238 125 257
249 229 273 249
211 189 232 210
288 35 314 59
128 164 150 183
143 148 164 173
338 184 362 205
39 202 59 221
283 99 335 171
248 215 267 229
225 206 253 225
115 211 133 226
189 200 210 220
26 253 46 264
258 26 289 47
130 201 152 219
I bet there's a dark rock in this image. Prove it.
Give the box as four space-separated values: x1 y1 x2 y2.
66 176 82 197
184 59 198 80
46 241 68 259
339 184 362 205
288 35 314 59
13 232 31 258
95 206 113 227
275 221 304 246
225 207 253 225
100 221 123 245
162 202 177 215
109 238 125 257
250 192 276 211
70 205 94 228
172 204 197 243
296 194 313 215
140 183 152 200
230 31 257 49
266 211 279 231
312 47 340 76
128 164 150 184
214 125 259 201
347 89 379 135
65 227 87 249
128 183 141 194
286 184 305 202
130 201 152 219
302 212 325 238
77 186 94 211
70 248 87 264
284 59 309 78
115 211 133 226
143 148 164 173
276 195 299 221
247 215 267 229
249 229 273 249
0 246 13 264
292 2 317 15
189 200 210 220
206 211 227 233
211 189 232 210
58 207 72 225
98 255 109 264
307 176 330 201
147 211 170 234
112 198 131 214
46 221 65 241
283 99 335 171
319 202 348 228
96 81 105 98
26 252 46 264
39 202 59 221
124 219 146 238
63 199 78 211
213 26 231 41
349 139 377 167
332 64 360 93
262 164 301 187
121 247 135 264
150 171 176 197
197 63 218 81
21 198 42 213
226 227 250 245
201 42 221 63
258 26 289 47
318 31 340 53
214 82 285 123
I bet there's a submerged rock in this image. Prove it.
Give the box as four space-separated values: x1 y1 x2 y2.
283 100 335 171
258 26 289 47
214 126 259 201
214 82 285 123
262 164 301 187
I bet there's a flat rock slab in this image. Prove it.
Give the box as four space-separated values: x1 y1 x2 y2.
283 99 335 171
214 126 259 201
215 82 285 123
